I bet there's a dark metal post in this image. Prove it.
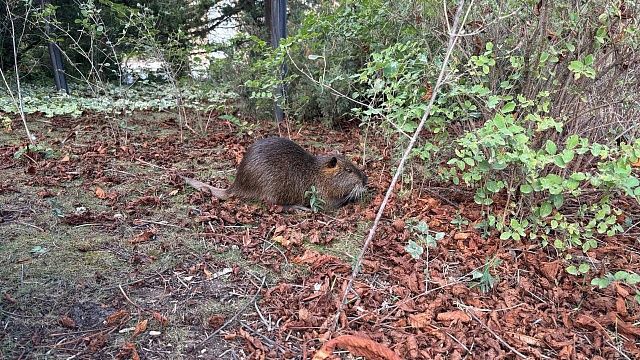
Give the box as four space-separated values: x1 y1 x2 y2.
269 0 287 123
41 0 69 94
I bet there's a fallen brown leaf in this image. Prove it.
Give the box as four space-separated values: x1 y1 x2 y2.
132 319 148 338
36 189 54 198
130 228 157 244
453 232 472 240
408 313 431 329
208 315 225 329
59 315 77 329
539 261 560 281
313 335 402 360
87 333 108 352
117 342 139 360
392 218 405 232
237 328 266 352
436 310 471 323
406 335 419 358
152 312 169 327
105 309 129 326
615 282 630 298
3 292 16 304
508 332 542 346
95 186 107 199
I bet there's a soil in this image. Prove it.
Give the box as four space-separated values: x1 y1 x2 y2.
1 111 639 359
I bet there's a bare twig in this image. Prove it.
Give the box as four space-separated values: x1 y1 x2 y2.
331 0 470 331
460 304 528 359
1 1 34 145
118 284 143 310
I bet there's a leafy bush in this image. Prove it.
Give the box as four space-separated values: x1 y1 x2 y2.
241 0 445 121
349 2 640 265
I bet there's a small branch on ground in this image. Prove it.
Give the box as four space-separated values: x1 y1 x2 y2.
459 303 528 359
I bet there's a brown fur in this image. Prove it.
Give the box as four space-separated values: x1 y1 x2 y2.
199 137 367 209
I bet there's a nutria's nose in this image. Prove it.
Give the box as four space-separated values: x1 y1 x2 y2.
363 175 368 185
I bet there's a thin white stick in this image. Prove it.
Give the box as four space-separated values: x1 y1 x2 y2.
3 1 34 144
331 0 470 331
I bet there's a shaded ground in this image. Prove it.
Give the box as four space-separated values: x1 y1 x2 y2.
1 111 639 359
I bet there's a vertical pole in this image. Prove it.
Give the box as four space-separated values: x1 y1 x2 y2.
41 0 69 94
269 0 287 123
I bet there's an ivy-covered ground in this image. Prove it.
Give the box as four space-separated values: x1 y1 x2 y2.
1 111 639 359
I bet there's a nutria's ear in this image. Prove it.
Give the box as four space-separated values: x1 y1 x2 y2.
326 156 338 168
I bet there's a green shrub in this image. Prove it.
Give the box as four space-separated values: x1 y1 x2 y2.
350 1 640 259
242 0 446 121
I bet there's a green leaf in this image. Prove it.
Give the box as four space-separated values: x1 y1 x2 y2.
626 273 640 285
554 155 567 168
491 161 508 170
486 180 504 193
553 238 565 249
570 172 587 181
623 176 639 188
520 184 533 194
566 265 578 276
539 52 549 64
562 149 575 163
568 60 584 72
500 231 512 240
566 135 580 149
614 271 629 281
30 245 48 255
486 96 500 109
539 202 553 217
584 54 594 66
578 263 590 274
545 140 558 155
501 102 516 113
404 240 424 260
383 61 399 77
591 277 611 289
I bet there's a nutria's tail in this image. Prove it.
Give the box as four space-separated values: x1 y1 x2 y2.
181 176 229 200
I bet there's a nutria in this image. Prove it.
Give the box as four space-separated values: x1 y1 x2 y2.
184 137 367 209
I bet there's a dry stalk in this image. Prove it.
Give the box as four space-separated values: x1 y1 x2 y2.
1 1 34 145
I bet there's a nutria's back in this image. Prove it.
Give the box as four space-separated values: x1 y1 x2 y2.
229 137 367 208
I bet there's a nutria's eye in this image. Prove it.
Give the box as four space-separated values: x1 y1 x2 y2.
346 168 352 173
